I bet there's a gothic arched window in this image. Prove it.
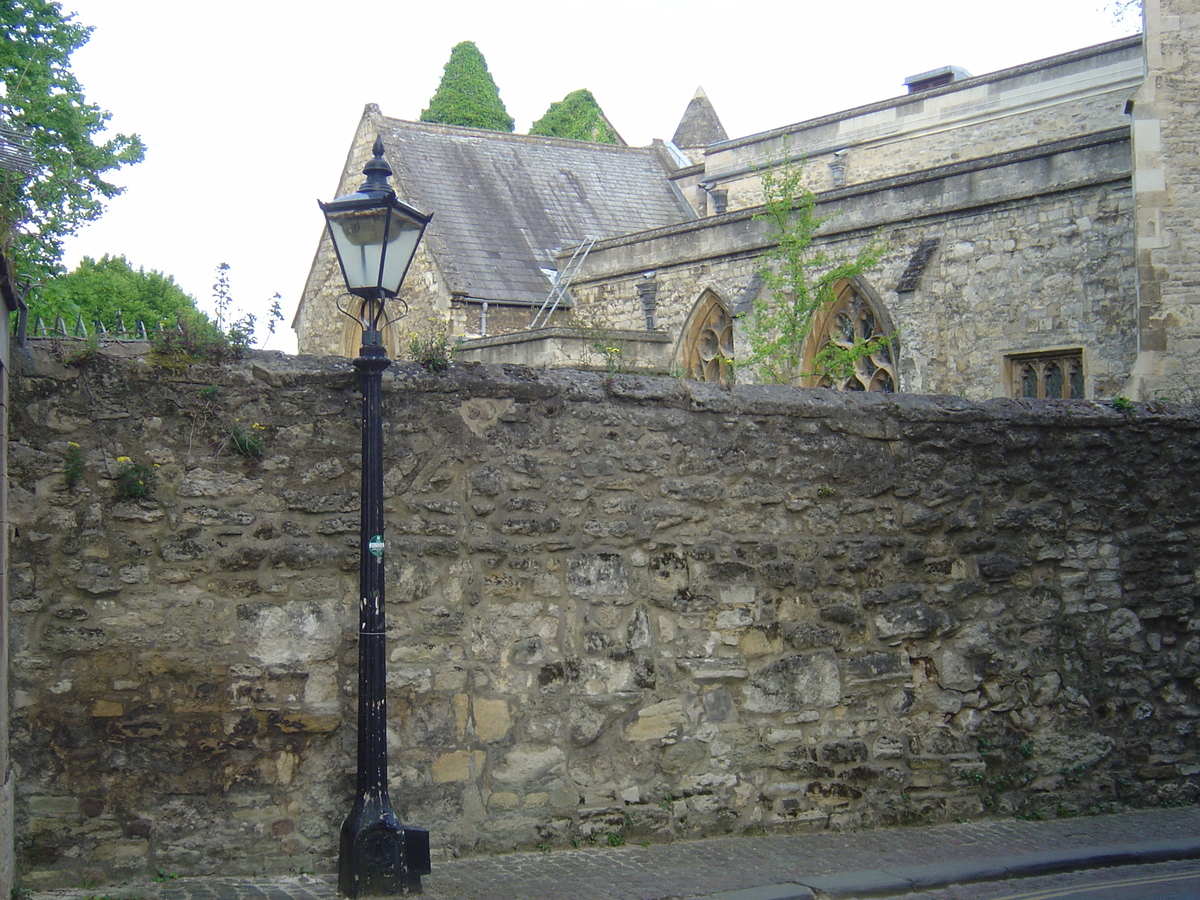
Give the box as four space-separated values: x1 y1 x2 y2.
681 291 734 384
801 280 898 392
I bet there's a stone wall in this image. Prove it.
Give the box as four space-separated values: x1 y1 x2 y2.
457 328 670 371
8 345 1200 888
695 37 1142 212
570 133 1136 400
1129 0 1200 400
1 272 16 900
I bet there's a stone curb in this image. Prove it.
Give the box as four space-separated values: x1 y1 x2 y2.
711 836 1200 899
700 887 816 900
21 810 1200 900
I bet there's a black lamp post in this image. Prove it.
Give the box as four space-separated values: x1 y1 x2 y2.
320 135 433 897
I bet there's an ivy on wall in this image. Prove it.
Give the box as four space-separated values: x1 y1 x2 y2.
529 89 617 144
420 41 515 133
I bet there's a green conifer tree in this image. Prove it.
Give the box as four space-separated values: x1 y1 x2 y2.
529 89 618 144
420 41 514 132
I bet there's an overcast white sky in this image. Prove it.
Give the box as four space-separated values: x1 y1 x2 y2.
59 0 1138 353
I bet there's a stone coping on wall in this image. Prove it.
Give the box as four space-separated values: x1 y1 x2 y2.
228 350 1197 430
16 347 1196 432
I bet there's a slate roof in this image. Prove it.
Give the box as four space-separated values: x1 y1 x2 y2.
378 118 694 306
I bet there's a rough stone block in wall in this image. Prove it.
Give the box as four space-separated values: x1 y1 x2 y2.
7 345 1200 887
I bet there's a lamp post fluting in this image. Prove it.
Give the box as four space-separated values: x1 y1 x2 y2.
320 135 433 898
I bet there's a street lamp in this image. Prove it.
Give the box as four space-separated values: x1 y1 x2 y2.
320 135 433 898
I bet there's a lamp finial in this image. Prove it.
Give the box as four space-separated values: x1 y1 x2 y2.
359 135 394 198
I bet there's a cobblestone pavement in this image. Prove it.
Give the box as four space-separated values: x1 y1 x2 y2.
24 807 1200 900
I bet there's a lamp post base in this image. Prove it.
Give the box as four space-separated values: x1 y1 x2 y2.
338 802 430 897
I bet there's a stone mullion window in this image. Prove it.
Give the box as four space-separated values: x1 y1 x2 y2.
1009 351 1084 399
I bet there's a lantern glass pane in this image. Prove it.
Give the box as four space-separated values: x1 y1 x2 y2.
380 216 423 295
326 206 424 295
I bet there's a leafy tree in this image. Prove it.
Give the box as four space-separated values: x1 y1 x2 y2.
420 41 514 132
34 254 210 334
1105 0 1141 27
0 0 145 284
529 89 618 144
741 159 890 385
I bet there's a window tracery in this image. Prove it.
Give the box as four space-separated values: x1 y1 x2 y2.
802 280 898 392
681 292 733 384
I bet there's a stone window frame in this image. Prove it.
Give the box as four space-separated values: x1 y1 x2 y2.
679 290 734 384
799 278 899 392
1006 348 1085 400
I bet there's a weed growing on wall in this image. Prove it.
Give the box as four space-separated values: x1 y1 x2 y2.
407 316 457 372
113 456 155 500
54 336 101 368
742 156 892 384
180 386 269 463
569 310 627 374
212 263 284 353
226 422 266 460
150 264 283 366
63 441 84 489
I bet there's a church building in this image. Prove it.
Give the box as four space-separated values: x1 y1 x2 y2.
295 1 1197 403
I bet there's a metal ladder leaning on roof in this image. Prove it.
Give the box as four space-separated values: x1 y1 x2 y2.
529 235 597 329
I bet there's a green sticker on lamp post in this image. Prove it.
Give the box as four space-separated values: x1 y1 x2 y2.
368 535 385 557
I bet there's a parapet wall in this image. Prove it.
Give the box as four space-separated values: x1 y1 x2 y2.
8 345 1200 887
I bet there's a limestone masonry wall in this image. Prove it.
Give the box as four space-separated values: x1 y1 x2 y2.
570 136 1136 399
699 38 1142 212
8 346 1200 888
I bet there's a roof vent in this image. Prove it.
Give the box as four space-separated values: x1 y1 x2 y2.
904 65 972 94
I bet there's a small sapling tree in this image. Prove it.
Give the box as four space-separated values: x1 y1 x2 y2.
741 157 893 386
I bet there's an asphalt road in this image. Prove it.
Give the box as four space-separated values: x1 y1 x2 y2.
896 860 1200 900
